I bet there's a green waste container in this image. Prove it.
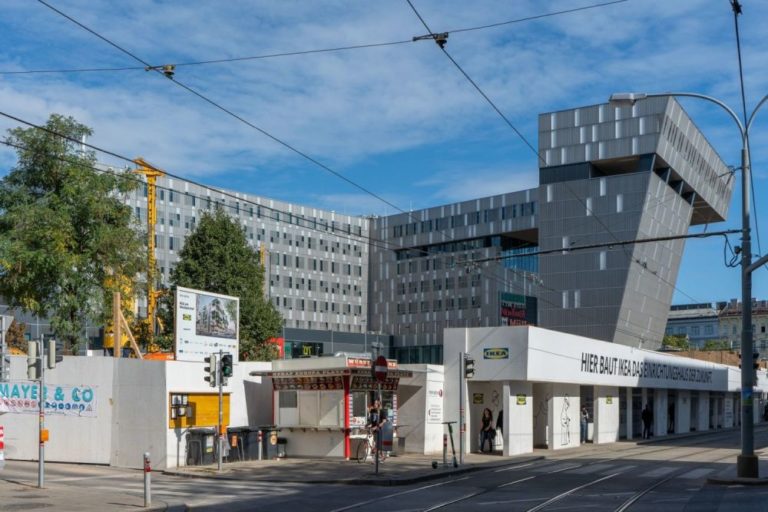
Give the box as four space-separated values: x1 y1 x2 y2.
186 427 216 466
260 425 280 460
226 427 249 462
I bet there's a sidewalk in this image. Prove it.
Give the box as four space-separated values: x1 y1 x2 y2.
163 452 544 486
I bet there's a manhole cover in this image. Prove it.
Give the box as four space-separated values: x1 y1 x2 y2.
0 504 54 510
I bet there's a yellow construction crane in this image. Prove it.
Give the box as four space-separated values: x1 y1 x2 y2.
133 157 164 333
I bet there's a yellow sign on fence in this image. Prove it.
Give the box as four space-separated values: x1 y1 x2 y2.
168 393 231 429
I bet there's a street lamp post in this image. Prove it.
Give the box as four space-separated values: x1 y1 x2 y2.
610 92 768 478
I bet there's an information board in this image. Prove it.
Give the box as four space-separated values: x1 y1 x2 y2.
174 286 239 363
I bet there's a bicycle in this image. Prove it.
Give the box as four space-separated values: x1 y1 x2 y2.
356 428 387 463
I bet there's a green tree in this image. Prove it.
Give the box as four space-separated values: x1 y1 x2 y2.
170 208 282 360
0 115 144 353
702 339 730 351
662 334 690 350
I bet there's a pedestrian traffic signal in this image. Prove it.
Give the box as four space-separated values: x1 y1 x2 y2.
220 353 233 380
204 354 219 388
464 354 475 379
46 339 62 369
27 340 40 380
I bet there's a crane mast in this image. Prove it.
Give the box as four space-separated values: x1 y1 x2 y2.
133 158 164 332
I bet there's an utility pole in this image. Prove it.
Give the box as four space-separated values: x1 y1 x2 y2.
217 349 224 472
459 351 464 466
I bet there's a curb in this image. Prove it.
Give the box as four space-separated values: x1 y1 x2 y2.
161 456 544 487
707 476 768 486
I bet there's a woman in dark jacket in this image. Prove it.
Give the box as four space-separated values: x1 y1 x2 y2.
479 408 494 452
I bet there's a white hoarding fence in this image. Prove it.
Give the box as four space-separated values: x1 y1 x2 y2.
0 381 97 417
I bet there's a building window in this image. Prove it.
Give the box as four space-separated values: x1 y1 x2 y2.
705 325 713 335
691 326 700 336
616 194 624 213
599 251 607 270
546 185 553 203
562 291 569 309
586 197 593 216
573 290 581 308
600 177 607 196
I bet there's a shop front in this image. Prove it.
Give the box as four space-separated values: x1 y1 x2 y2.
252 355 412 459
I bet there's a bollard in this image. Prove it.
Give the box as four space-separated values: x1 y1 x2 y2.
258 430 263 460
443 433 448 466
143 452 151 508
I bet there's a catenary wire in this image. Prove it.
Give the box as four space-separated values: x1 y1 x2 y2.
26 0 698 343
5 1 627 75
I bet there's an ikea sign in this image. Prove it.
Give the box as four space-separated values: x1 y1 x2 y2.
483 348 509 360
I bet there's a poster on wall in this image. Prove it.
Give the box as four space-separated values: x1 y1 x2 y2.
0 381 97 417
426 380 444 424
500 292 537 326
175 286 240 363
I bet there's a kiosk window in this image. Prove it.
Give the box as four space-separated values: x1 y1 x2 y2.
280 391 298 408
319 391 343 426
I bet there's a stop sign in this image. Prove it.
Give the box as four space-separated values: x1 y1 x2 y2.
373 355 388 382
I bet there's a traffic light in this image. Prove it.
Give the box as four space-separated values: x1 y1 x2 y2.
220 353 233 381
204 354 219 388
47 339 63 369
464 354 475 379
27 340 40 380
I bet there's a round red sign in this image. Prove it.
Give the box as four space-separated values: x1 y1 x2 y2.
374 355 388 382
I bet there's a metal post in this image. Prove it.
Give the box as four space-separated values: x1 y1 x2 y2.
738 143 758 477
143 452 151 508
217 349 223 472
442 433 447 466
459 351 464 465
38 355 44 488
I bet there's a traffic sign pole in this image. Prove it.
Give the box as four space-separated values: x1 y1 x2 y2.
373 354 387 476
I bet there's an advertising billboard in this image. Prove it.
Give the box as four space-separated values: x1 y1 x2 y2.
175 286 240 362
500 292 537 326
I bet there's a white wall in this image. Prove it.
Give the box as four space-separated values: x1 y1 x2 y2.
697 391 709 431
654 389 668 437
593 386 619 444
547 383 580 450
676 390 691 434
467 380 503 452
504 381 533 456
398 365 444 455
2 355 115 464
280 429 345 458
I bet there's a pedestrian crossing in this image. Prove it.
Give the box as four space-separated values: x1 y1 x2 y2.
531 462 717 481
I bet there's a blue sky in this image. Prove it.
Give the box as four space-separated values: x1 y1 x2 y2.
1 0 767 305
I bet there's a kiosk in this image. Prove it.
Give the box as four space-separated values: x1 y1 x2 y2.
251 355 412 459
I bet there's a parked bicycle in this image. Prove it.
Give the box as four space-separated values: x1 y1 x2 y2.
356 428 387 463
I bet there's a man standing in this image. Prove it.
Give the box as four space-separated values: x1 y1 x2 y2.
580 407 589 443
641 404 653 439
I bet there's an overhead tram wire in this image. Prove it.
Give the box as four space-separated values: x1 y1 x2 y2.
31 0 696 336
405 0 719 306
0 131 667 345
8 1 627 76
31 0 566 304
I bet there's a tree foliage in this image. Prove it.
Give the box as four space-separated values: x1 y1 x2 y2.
0 115 144 352
662 334 690 350
5 319 28 353
170 208 282 360
702 339 731 351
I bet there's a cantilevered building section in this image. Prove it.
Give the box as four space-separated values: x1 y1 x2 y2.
537 97 733 349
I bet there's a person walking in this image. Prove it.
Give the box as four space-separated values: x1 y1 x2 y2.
580 406 589 443
641 404 653 439
479 408 494 453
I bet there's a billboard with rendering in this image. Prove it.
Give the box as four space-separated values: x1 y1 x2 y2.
174 286 240 363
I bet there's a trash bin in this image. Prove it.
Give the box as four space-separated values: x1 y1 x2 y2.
277 437 287 459
243 427 261 460
260 425 280 460
226 427 249 462
186 427 216 466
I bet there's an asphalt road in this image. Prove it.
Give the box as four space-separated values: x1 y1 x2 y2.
2 428 768 511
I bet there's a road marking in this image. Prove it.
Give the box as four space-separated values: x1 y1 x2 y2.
499 475 536 488
423 491 484 512
543 463 582 474
641 466 676 478
570 463 613 474
48 473 138 483
678 468 713 480
495 462 537 472
328 476 469 512
525 472 623 512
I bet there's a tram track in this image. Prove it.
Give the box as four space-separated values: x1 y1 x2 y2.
330 426 768 512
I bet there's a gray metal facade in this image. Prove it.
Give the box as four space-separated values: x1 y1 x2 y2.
537 97 733 348
122 177 370 334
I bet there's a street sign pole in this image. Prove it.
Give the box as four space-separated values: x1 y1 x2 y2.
459 352 464 466
373 353 388 476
